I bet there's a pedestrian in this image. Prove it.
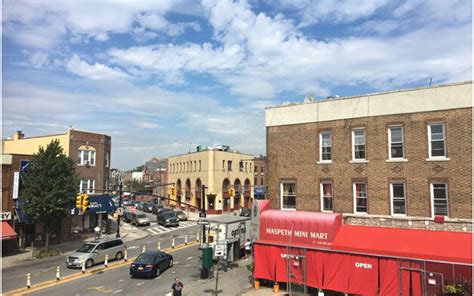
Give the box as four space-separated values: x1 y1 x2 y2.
94 225 101 240
244 239 251 260
171 277 184 296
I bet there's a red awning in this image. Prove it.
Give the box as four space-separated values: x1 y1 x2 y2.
332 225 472 264
2 222 17 240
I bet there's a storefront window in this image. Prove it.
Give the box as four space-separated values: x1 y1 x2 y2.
281 182 296 210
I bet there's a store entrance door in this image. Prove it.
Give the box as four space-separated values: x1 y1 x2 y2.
284 247 307 295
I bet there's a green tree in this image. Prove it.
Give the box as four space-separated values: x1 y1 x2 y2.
22 140 78 250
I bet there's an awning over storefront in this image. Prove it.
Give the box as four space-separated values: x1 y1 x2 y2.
332 225 472 264
2 222 17 240
86 195 116 214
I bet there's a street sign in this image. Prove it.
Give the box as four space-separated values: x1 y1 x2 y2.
12 172 20 200
214 243 226 257
198 218 209 225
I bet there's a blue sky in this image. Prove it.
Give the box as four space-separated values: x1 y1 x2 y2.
2 0 472 169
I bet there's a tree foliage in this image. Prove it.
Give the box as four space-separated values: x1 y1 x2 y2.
22 140 78 248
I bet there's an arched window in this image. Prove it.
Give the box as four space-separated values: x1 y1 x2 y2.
77 145 96 166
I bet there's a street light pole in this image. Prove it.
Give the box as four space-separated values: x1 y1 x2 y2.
201 184 207 244
116 182 123 238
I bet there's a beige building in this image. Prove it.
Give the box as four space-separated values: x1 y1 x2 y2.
168 145 254 214
265 81 472 231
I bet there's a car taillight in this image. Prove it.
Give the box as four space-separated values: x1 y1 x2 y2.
145 264 153 269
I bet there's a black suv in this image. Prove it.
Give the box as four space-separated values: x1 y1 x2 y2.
156 211 179 227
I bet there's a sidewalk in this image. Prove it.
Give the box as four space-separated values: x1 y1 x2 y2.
2 218 148 269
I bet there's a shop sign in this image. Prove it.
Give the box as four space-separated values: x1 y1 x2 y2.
0 212 12 221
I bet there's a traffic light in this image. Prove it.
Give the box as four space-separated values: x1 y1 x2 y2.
76 194 83 211
171 187 176 197
229 188 235 197
82 194 90 212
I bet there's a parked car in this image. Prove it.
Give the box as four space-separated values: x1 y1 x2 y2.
174 210 188 221
156 207 173 215
152 204 164 214
122 211 134 223
157 211 179 227
132 213 150 226
66 237 125 269
143 202 155 213
122 199 132 206
135 202 144 211
130 250 173 278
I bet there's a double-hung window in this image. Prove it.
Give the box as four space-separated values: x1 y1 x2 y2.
78 148 96 166
390 183 406 215
281 182 296 210
431 183 448 216
79 179 95 194
352 129 366 160
428 123 446 158
319 132 332 162
320 182 333 212
353 183 368 214
388 126 404 159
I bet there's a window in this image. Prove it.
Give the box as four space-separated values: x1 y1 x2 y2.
105 151 109 167
222 160 225 171
352 129 366 160
199 160 201 171
388 126 404 159
390 183 406 215
280 182 296 210
319 132 332 162
227 161 232 171
78 149 96 166
80 179 95 194
428 123 446 158
431 183 448 216
320 182 333 212
353 183 367 213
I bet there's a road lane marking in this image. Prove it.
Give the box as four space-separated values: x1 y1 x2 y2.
97 286 104 289
113 289 123 293
137 282 144 286
127 246 138 249
118 279 124 282
186 256 193 260
147 228 159 234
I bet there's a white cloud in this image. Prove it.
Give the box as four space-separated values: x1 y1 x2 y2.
135 121 161 129
66 55 130 80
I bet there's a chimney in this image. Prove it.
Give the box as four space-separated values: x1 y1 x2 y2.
13 131 24 140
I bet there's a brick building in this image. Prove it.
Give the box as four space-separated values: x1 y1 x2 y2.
265 81 472 231
253 155 267 199
168 145 254 214
144 157 168 197
2 128 113 249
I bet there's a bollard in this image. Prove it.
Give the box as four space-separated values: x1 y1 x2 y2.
158 242 161 251
104 254 108 267
185 235 188 245
172 238 175 249
124 248 128 262
27 273 31 289
56 266 61 281
82 260 85 273
142 245 146 253
196 231 199 241
254 280 260 289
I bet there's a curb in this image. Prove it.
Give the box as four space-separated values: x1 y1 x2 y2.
3 241 200 296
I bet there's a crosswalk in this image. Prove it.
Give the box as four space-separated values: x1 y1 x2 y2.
145 221 197 235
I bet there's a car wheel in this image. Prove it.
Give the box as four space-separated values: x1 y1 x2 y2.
155 268 160 277
115 251 123 260
169 259 173 267
86 259 94 268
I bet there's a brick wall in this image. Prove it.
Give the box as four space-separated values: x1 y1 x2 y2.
266 108 472 230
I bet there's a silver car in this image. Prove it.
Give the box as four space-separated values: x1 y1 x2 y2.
66 237 125 268
132 213 150 226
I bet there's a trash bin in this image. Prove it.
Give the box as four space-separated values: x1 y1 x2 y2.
201 246 213 279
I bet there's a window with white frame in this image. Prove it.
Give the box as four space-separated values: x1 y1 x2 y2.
388 126 404 159
319 131 332 162
79 179 95 194
390 183 406 215
320 182 333 212
280 182 296 210
353 183 367 213
428 123 446 158
105 152 109 167
77 148 96 166
431 183 448 216
352 129 366 160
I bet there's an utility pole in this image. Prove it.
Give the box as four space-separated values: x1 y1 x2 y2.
201 184 207 244
116 182 123 238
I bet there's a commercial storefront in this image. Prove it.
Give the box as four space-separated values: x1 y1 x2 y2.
71 195 116 234
253 201 472 295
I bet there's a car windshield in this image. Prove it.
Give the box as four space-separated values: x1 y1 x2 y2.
135 253 157 263
77 244 96 253
136 213 146 218
163 212 175 218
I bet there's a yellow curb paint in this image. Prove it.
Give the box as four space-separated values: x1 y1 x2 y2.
4 241 200 296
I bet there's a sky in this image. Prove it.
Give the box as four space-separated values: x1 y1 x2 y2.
2 0 472 170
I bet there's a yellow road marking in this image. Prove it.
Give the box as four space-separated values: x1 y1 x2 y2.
3 241 199 296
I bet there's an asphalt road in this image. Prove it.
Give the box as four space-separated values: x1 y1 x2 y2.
2 218 200 293
30 244 201 296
